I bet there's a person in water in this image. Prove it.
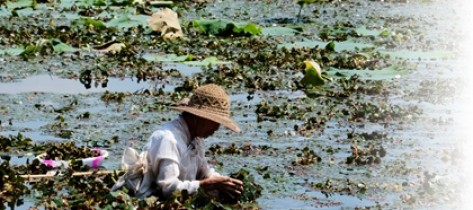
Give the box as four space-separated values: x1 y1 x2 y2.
112 84 243 200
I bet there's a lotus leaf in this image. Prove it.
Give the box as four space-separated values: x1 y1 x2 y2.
355 26 384 37
301 60 325 86
328 65 408 80
261 26 299 36
381 50 455 60
107 14 149 29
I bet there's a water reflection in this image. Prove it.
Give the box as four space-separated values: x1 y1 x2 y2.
0 75 176 94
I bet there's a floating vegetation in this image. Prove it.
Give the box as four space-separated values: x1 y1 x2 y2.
101 91 127 104
311 178 368 196
37 141 100 161
27 168 262 209
228 169 263 203
292 147 322 166
0 0 462 209
407 79 457 104
350 131 388 141
350 102 421 123
255 101 307 121
0 161 30 209
319 22 358 42
44 115 75 139
295 115 328 136
345 144 386 166
189 19 262 36
207 143 279 157
0 133 32 152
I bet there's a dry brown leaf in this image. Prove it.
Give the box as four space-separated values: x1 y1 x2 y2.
147 8 183 40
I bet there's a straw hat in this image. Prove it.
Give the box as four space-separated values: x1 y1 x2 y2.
172 84 240 133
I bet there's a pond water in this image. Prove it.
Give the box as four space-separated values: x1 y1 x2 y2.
0 74 176 94
1 0 472 209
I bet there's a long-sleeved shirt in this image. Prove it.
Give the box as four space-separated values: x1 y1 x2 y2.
144 116 219 197
112 116 219 198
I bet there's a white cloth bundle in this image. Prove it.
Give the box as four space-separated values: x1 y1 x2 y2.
111 147 152 197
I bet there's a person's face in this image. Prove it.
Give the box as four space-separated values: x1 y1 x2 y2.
194 116 220 138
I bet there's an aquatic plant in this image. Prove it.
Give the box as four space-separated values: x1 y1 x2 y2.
0 161 30 209
345 144 386 166
310 178 368 196
189 19 262 36
292 147 322 166
101 91 127 104
0 133 32 152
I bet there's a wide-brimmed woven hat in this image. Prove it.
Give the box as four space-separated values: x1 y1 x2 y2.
172 84 240 133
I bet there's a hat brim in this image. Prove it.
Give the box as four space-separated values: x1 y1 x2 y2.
171 106 241 133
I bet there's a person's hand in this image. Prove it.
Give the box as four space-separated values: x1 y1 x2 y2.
199 176 243 200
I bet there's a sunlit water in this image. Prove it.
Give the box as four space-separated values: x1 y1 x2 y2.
0 74 176 94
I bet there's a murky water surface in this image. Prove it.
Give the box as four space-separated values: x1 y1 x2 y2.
0 74 166 94
1 0 472 209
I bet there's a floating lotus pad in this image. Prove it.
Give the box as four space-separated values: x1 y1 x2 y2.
0 47 25 56
327 66 408 80
106 14 149 29
6 0 34 9
381 50 456 60
355 27 386 37
52 42 79 53
262 26 299 36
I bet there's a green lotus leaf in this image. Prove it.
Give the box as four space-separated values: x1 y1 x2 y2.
301 60 325 86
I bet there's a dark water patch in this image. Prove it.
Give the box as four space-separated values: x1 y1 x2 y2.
0 75 176 94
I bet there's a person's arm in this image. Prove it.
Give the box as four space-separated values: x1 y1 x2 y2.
194 144 243 198
199 176 243 199
156 159 200 197
156 159 242 198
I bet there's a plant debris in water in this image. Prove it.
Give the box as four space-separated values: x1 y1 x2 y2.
0 133 32 152
0 0 465 209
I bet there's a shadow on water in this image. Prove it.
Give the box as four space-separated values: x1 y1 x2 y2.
0 75 176 94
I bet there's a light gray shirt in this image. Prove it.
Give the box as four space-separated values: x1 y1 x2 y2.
116 116 219 198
